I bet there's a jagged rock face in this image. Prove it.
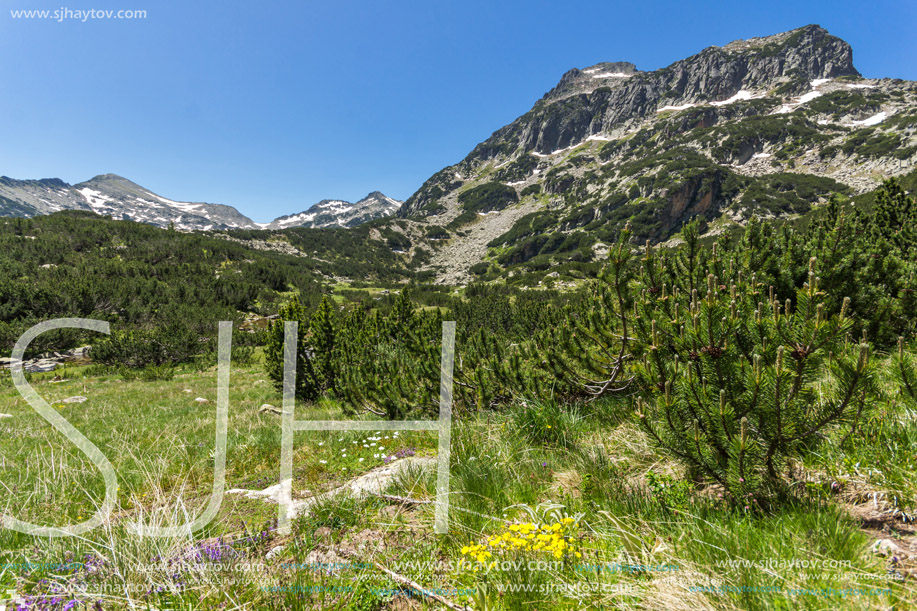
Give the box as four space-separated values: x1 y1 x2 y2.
448 26 859 169
541 62 640 101
530 26 858 154
394 24 916 284
0 173 401 231
656 26 858 101
401 25 862 217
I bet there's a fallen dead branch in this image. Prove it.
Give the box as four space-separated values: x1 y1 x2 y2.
338 548 468 610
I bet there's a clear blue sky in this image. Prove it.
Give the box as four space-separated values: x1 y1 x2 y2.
1 0 915 222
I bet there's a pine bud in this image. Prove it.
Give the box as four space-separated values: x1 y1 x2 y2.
719 389 726 414
809 257 816 274
899 336 905 359
740 417 748 447
785 299 792 317
816 303 823 325
840 297 850 321
776 346 784 373
693 419 701 443
858 343 869 370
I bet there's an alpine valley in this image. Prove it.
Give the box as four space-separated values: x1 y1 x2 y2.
5 22 917 611
3 24 916 285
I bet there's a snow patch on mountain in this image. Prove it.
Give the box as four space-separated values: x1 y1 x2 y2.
711 90 758 106
657 102 696 112
852 111 887 127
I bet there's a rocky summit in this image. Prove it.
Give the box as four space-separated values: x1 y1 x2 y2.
265 192 402 229
388 25 917 283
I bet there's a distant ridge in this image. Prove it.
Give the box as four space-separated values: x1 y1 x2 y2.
0 173 401 231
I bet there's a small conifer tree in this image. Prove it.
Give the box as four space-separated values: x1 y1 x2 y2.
634 253 876 499
537 223 637 397
264 296 321 402
309 295 338 394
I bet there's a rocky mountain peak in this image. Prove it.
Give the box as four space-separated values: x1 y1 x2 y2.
542 62 640 101
78 173 149 194
720 24 844 57
396 24 916 284
664 24 859 98
84 173 132 184
265 191 403 230
537 26 857 110
444 25 864 162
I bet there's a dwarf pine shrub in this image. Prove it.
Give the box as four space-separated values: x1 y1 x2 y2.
633 252 876 499
264 295 322 402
